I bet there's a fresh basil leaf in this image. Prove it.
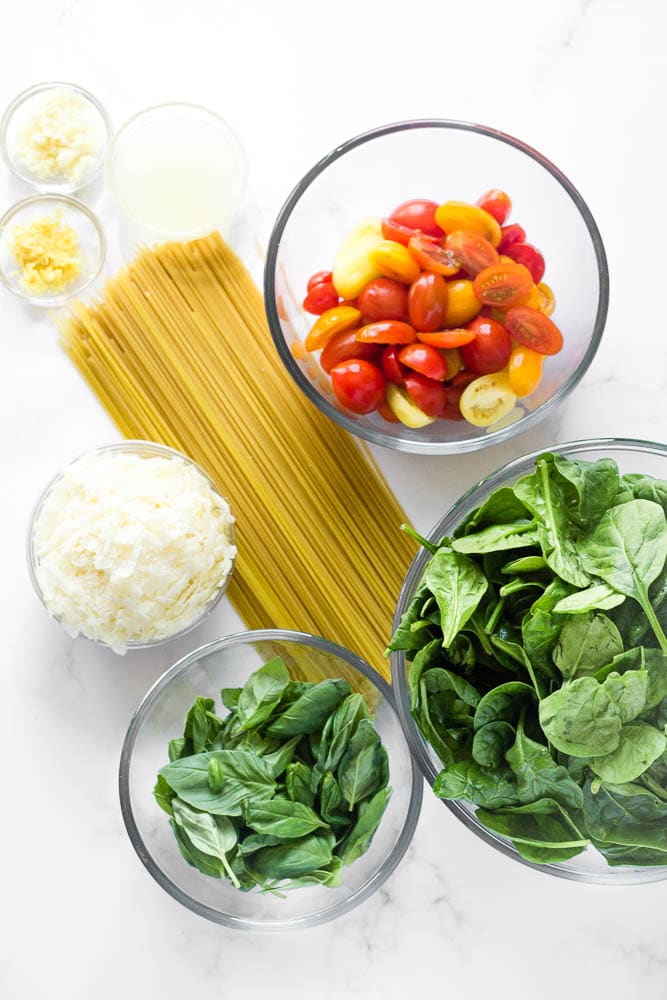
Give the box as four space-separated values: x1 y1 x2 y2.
285 761 317 807
262 735 301 778
589 723 666 784
160 750 276 816
337 718 383 810
153 774 176 816
168 737 191 762
170 819 226 878
237 833 291 856
424 547 488 648
235 656 290 733
248 830 335 880
317 693 369 773
243 797 326 838
172 797 239 885
267 679 351 737
283 856 345 889
338 787 392 865
221 687 242 711
183 697 222 754
319 771 349 828
553 612 624 680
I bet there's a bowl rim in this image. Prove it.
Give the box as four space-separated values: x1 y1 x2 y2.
26 439 236 650
0 192 107 306
264 118 610 455
390 436 667 884
0 81 112 192
118 627 424 930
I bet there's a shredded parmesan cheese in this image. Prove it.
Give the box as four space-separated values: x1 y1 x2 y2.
14 89 103 185
32 451 237 652
10 211 81 294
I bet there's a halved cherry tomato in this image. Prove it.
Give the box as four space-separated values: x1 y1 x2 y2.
303 280 339 314
407 235 461 276
378 401 400 423
404 372 447 417
356 320 416 344
460 316 511 374
307 270 333 292
330 359 386 414
442 280 482 327
459 372 517 427
504 305 563 355
516 284 542 310
508 344 544 397
386 382 435 427
332 218 384 299
381 217 414 246
476 189 512 226
320 329 379 373
435 201 502 247
537 282 555 316
382 344 408 382
358 277 408 321
473 263 533 307
417 328 476 349
502 242 545 284
444 231 499 277
408 272 449 331
305 305 361 351
368 240 421 284
390 199 443 238
442 348 463 380
498 223 526 253
442 370 477 420
398 342 449 381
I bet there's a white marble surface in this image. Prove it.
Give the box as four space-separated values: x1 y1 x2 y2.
2 1 666 997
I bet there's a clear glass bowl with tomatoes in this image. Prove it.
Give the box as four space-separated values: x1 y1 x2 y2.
265 121 608 455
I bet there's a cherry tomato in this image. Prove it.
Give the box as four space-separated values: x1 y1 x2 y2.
443 370 478 420
460 316 511 374
305 305 361 351
504 305 563 355
459 372 517 427
417 328 476 349
537 282 555 316
390 199 443 238
476 189 512 226
386 382 435 427
382 344 408 382
408 273 449 331
498 223 526 253
408 235 461 276
473 263 533 307
444 231 499 277
502 242 545 284
332 218 384 299
378 401 400 423
434 201 502 247
442 279 482 327
303 280 339 314
330 359 386 414
368 240 421 284
404 372 447 417
508 344 544 397
307 270 333 292
320 329 379 373
398 342 449 381
356 320 417 344
441 348 463 380
381 217 414 246
517 284 542 310
358 277 408 321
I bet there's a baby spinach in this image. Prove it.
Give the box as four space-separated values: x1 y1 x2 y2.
552 612 623 680
589 724 666 784
423 547 488 647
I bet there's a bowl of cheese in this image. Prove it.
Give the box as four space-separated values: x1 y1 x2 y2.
27 441 238 653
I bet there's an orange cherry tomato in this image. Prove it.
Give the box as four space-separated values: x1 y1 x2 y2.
505 305 563 355
416 328 476 349
398 342 449 381
472 263 533 308
408 273 449 332
537 282 555 316
517 284 542 310
320 329 379 373
407 235 461 277
330 359 386 414
508 344 545 397
358 277 408 321
476 189 512 226
367 240 421 284
305 305 361 351
442 279 482 327
434 201 502 247
356 320 417 344
460 316 511 375
444 231 499 277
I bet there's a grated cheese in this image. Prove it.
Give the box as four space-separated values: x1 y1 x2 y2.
14 89 103 185
32 451 237 652
10 210 81 294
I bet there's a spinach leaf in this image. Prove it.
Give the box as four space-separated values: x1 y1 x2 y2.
552 612 624 680
552 453 620 528
267 679 350 737
385 583 434 654
589 723 666 784
338 787 392 865
472 721 515 768
521 579 571 679
476 798 589 863
285 761 317 807
434 758 519 808
451 522 539 554
505 715 584 810
552 583 626 615
463 487 530 530
243 797 326 838
235 656 290 732
407 639 442 713
474 681 536 731
423 547 488 647
621 474 667 513
172 798 239 885
582 779 667 854
249 830 336 880
502 555 548 574
317 693 369 773
337 719 384 809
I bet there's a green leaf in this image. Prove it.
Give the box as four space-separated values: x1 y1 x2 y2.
243 797 326 838
473 681 536 731
183 697 222 754
552 583 626 615
582 779 667 853
220 687 242 711
451 522 539 554
285 761 317 807
407 639 443 713
502 555 548 574
434 758 519 808
553 612 624 680
170 819 226 878
590 723 666 784
338 787 392 865
596 647 667 711
237 833 290 856
337 718 384 810
472 721 515 768
317 693 369 773
551 453 620 529
266 679 351 737
153 774 176 815
505 716 584 809
463 487 530 530
160 750 276 816
172 798 239 885
262 735 301 778
319 771 349 828
386 583 434 654
423 547 488 647
168 737 191 762
235 656 290 733
521 579 571 679
476 798 589 863
249 830 335 880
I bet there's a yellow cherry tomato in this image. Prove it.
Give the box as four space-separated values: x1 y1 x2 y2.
459 372 517 427
442 347 463 380
499 254 515 265
508 344 544 397
368 240 421 284
442 279 482 327
332 218 384 299
386 382 435 428
304 305 361 352
434 201 502 247
517 284 542 310
537 282 555 316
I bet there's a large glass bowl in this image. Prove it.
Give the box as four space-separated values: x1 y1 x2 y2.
264 120 609 455
391 438 667 883
119 629 423 929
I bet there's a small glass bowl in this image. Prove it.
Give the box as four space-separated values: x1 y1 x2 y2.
119 628 423 930
27 440 237 652
391 438 667 884
264 120 609 455
0 194 106 307
0 82 112 193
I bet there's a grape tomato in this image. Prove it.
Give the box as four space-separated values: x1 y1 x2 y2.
356 320 416 344
404 372 447 417
408 272 449 331
332 217 384 299
442 279 482 327
386 382 435 427
303 280 339 315
502 242 545 285
330 359 386 414
508 344 544 397
504 305 563 355
320 329 379 373
389 199 443 237
476 189 512 225
382 344 408 382
435 201 502 247
307 270 333 292
305 305 361 351
444 231 499 277
417 328 476 349
498 223 526 253
398 342 449 381
358 277 408 321
472 262 533 307
408 235 461 276
460 316 511 375
368 240 421 284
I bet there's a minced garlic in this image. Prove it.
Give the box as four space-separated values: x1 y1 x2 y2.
14 89 102 185
10 211 81 295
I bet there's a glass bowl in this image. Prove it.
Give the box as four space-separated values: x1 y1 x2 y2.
0 194 106 307
0 82 111 193
264 120 609 455
119 629 423 930
27 440 237 651
391 438 667 883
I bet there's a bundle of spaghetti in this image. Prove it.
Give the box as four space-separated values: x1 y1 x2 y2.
57 233 415 680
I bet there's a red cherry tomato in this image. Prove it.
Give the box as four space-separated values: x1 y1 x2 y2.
330 359 386 413
501 243 545 284
472 263 533 308
356 320 417 344
498 223 526 254
398 342 449 381
407 273 449 332
476 190 512 225
303 280 339 314
460 316 512 374
416 328 476 349
442 370 478 420
382 344 408 382
404 372 447 417
444 231 499 277
390 199 443 238
504 305 563 355
307 270 333 292
320 329 379 374
381 217 414 246
358 277 408 322
407 235 461 276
